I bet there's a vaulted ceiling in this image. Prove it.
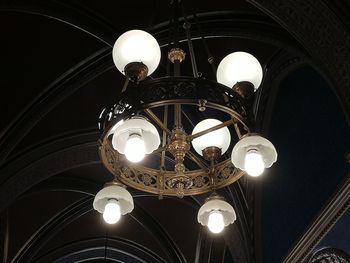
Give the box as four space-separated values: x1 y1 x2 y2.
0 1 349 263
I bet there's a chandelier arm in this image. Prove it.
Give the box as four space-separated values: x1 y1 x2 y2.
188 119 234 141
144 109 172 135
151 146 169 155
233 119 243 139
209 159 217 191
174 104 182 127
193 12 217 77
160 105 169 168
186 151 207 170
180 1 199 78
121 78 130 93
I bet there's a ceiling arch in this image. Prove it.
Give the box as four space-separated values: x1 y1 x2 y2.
0 6 306 164
36 238 167 263
1 1 349 262
0 1 117 45
247 0 350 122
12 197 186 263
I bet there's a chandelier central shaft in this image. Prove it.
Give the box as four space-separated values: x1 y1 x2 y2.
166 127 193 197
167 127 190 175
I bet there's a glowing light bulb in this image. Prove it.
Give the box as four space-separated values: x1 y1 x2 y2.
244 149 264 177
103 199 121 224
125 134 145 162
207 211 225 234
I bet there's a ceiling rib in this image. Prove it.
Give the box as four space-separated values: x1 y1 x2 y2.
0 49 112 165
37 237 168 263
11 196 185 263
0 2 116 46
0 10 305 165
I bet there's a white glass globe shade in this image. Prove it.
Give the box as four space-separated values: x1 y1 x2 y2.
107 119 124 137
111 117 160 155
93 185 134 216
103 199 121 224
191 119 231 156
207 211 225 234
244 149 264 177
124 134 146 163
112 30 161 76
217 52 263 90
197 198 236 228
231 135 277 173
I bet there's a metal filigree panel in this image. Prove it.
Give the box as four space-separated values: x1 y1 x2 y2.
99 141 245 196
98 77 247 133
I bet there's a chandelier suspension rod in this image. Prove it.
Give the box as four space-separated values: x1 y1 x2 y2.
180 1 199 78
189 119 235 140
171 0 181 77
144 109 172 134
233 120 243 139
166 1 176 76
169 1 184 128
161 105 169 169
193 12 217 76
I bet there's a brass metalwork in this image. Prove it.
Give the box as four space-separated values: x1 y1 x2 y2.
104 180 125 188
124 62 148 82
168 48 186 63
166 127 193 197
160 106 168 169
205 192 225 203
167 175 193 198
198 99 207 112
232 81 255 99
98 77 250 134
189 119 234 141
144 109 171 135
98 77 250 197
167 127 190 175
202 146 222 162
99 138 245 196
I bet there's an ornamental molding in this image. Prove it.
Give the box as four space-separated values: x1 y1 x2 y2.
308 247 350 263
248 0 350 122
283 174 350 263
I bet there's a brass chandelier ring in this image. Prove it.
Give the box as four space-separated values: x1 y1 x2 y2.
99 76 250 197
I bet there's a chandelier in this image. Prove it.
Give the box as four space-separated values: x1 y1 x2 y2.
93 2 277 234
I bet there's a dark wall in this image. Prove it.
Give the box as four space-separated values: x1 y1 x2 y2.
261 66 350 263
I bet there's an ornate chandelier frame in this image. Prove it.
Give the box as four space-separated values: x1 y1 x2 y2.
93 0 277 232
98 76 251 197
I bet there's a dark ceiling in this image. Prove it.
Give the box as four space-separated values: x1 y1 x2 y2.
0 1 349 263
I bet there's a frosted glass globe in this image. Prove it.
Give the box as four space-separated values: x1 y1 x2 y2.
103 199 121 224
124 135 146 163
93 185 134 216
112 30 161 76
231 135 277 174
217 52 263 90
207 211 225 234
244 149 264 177
198 198 236 233
112 117 160 155
191 119 231 156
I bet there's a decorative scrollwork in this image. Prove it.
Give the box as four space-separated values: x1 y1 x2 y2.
98 76 249 197
98 77 246 132
100 141 245 196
